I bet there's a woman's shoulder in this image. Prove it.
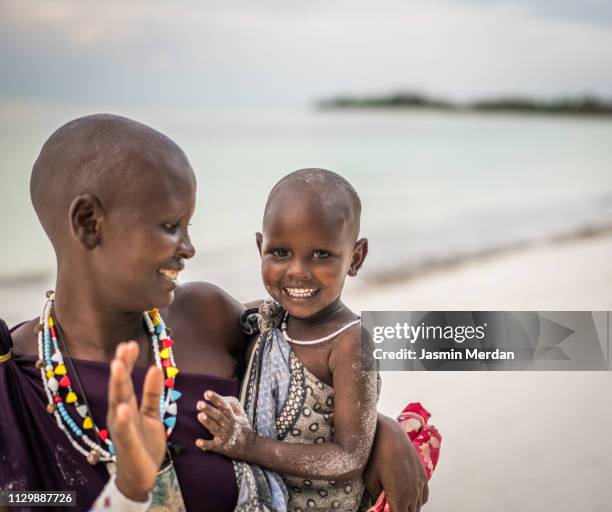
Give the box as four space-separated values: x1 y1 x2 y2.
164 281 249 360
168 282 245 324
3 318 38 357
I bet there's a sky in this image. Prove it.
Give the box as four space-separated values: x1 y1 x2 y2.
1 0 612 109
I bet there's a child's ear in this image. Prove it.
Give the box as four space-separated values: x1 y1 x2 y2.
348 237 368 276
69 194 104 250
255 232 263 257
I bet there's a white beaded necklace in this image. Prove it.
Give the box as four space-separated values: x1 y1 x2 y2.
37 292 181 472
280 311 361 345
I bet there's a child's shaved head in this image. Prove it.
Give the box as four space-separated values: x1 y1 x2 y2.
31 113 194 249
264 168 361 240
258 168 367 319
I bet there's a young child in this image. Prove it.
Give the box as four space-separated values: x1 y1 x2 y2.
196 169 379 511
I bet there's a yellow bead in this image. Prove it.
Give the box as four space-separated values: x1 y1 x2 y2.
54 364 67 375
166 367 179 379
66 391 77 403
83 416 94 429
160 348 170 359
46 370 55 378
48 317 54 327
149 308 159 325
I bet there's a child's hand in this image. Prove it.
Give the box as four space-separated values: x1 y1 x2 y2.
195 390 254 460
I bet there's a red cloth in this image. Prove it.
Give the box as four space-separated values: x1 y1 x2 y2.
369 403 441 512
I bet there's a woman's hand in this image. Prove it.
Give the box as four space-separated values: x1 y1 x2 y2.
107 341 166 501
195 390 254 459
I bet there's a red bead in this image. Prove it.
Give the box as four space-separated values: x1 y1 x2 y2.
162 338 175 348
165 378 175 388
98 429 109 442
54 396 62 403
162 359 171 368
59 375 71 387
50 327 57 339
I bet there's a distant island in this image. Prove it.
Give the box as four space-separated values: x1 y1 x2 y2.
317 92 612 116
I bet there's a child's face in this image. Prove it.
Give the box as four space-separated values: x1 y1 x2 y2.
92 170 196 312
257 197 365 319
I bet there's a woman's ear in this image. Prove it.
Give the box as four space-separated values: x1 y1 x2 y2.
255 232 263 257
348 237 368 276
68 194 104 250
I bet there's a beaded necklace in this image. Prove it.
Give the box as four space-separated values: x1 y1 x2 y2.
281 311 361 345
37 291 182 473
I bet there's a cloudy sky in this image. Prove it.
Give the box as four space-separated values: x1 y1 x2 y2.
1 0 611 109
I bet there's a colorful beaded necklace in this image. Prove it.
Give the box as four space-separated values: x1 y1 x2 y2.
37 291 182 472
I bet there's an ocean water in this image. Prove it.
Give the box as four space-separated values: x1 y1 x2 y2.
1 105 612 301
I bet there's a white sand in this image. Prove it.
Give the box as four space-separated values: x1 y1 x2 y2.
344 233 612 312
343 234 612 512
1 234 611 510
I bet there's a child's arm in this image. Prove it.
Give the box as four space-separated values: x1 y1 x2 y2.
196 329 378 481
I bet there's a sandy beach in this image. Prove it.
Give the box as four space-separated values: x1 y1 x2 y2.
1 231 611 511
343 232 612 512
379 370 612 512
344 229 612 312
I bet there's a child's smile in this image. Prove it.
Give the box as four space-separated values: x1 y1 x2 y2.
283 286 319 300
257 189 362 319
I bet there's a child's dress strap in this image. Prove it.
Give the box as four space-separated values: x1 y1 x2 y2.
234 298 290 511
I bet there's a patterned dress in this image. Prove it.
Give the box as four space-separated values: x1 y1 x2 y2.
277 350 365 512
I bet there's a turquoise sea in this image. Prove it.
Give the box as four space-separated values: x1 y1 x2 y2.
1 104 612 301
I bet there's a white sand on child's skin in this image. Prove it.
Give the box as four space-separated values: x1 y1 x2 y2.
343 233 612 512
2 233 611 511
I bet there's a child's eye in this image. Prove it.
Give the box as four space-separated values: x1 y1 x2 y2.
271 248 289 258
313 250 330 259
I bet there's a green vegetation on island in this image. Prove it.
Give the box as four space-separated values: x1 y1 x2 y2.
317 92 612 116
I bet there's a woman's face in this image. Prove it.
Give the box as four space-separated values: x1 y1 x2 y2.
91 167 197 312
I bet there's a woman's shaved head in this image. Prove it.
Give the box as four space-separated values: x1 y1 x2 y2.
30 113 195 248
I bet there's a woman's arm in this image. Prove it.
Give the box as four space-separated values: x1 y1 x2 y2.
196 330 378 481
364 414 429 512
103 342 166 502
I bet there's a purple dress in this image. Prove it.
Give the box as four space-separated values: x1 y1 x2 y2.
0 319 239 512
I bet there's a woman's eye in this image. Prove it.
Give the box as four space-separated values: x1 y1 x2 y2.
313 250 330 259
162 223 179 234
272 248 289 258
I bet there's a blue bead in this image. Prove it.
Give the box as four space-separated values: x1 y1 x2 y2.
164 416 177 429
170 390 182 401
155 324 163 334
